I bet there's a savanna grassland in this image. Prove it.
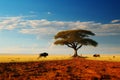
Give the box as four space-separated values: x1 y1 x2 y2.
0 54 120 80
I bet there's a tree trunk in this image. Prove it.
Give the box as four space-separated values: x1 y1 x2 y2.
73 49 78 57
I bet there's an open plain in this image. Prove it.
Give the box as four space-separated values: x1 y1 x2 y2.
0 54 120 80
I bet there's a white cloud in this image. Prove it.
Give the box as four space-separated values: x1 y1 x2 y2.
47 12 52 15
0 16 120 37
111 19 120 23
0 16 23 30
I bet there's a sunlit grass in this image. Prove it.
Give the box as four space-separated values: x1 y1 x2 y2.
86 54 120 62
0 54 120 63
0 54 71 63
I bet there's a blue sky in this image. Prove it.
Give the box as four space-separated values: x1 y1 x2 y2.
0 0 120 55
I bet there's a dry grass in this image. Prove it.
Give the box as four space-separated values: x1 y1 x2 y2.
0 54 71 63
86 54 120 62
0 54 120 63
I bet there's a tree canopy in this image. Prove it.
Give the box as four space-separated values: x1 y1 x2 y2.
54 29 98 57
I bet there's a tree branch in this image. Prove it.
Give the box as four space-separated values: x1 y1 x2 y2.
76 44 82 50
66 44 73 48
71 42 77 50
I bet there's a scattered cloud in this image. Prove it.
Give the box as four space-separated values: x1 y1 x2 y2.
111 19 120 23
47 12 52 15
0 16 120 37
0 16 23 30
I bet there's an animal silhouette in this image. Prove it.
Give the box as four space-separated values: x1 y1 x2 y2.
93 54 100 57
37 52 48 59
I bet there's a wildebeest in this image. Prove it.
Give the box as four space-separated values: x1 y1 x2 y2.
93 54 100 57
113 56 115 58
37 52 48 59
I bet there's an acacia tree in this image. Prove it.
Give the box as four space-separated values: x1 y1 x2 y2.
54 29 98 57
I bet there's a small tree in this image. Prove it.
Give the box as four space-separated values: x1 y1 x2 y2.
54 29 98 57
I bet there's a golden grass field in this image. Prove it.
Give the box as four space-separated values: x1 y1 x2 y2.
0 54 71 63
87 54 120 62
0 54 120 63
